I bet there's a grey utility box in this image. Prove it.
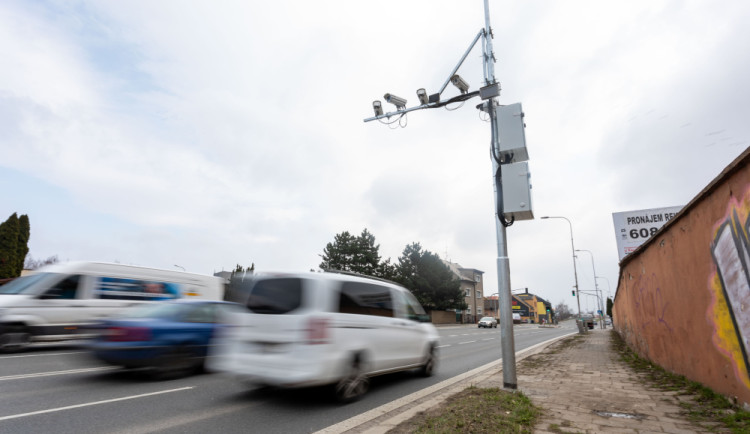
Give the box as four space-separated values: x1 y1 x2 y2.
501 161 534 221
495 103 529 163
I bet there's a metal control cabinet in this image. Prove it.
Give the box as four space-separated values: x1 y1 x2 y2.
501 161 534 221
495 103 529 163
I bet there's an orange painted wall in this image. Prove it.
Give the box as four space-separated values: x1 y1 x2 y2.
614 148 750 407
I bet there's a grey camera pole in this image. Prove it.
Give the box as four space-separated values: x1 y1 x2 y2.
483 0 517 390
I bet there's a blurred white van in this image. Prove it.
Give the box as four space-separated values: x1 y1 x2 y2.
0 262 224 352
209 271 439 403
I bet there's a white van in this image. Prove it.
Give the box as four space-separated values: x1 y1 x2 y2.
209 271 439 403
0 262 224 352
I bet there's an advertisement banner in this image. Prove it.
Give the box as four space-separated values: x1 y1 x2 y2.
612 205 683 261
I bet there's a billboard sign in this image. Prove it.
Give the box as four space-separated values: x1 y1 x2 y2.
612 205 683 261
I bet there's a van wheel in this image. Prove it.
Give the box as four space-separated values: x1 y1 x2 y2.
334 356 369 404
0 325 31 354
418 345 436 377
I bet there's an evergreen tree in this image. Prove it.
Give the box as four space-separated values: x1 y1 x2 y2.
0 213 20 279
606 297 613 318
16 214 30 275
396 243 466 311
319 229 384 277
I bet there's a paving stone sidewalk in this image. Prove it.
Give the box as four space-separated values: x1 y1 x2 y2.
514 328 718 434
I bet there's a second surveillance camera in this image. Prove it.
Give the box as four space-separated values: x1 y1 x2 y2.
417 88 429 105
373 100 383 116
384 93 407 109
451 74 470 94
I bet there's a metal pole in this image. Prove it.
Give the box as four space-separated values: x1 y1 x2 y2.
482 0 516 390
577 249 605 329
541 216 581 320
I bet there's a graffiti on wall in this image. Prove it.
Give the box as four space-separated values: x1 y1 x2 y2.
710 185 750 388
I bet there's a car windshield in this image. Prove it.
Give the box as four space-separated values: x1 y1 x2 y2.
480 317 494 321
0 273 61 295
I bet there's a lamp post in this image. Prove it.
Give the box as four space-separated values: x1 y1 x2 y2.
540 216 581 321
596 276 612 300
575 249 605 329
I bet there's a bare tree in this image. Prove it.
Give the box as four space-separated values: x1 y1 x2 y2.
554 302 573 320
24 255 59 270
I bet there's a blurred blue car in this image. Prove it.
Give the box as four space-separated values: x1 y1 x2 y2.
89 299 243 379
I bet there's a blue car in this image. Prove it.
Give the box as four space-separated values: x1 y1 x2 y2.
89 300 243 379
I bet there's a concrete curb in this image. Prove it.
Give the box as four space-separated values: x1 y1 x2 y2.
315 332 577 434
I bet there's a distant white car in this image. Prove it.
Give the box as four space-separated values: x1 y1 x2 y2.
209 271 439 403
478 316 497 328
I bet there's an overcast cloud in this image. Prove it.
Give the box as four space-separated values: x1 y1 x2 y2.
1 0 748 311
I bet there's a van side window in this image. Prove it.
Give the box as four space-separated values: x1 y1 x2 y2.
42 275 81 299
339 282 394 318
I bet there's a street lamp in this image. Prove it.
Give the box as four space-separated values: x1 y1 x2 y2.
540 216 581 320
575 249 605 329
596 276 612 300
363 0 523 390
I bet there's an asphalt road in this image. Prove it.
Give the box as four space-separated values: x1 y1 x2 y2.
0 321 576 433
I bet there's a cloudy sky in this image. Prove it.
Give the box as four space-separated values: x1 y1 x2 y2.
2 0 748 312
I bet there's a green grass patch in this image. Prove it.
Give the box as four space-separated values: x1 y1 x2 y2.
398 386 541 434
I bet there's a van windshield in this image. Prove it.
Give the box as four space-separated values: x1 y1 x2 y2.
0 273 61 295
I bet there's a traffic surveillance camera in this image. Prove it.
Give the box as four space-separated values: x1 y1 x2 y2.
451 74 470 94
384 93 407 110
417 88 429 105
373 100 383 116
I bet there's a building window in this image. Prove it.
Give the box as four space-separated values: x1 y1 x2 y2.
476 290 481 298
478 308 482 315
465 289 469 297
467 307 471 314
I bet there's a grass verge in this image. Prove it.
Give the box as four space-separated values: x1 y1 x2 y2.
611 330 750 433
388 386 540 434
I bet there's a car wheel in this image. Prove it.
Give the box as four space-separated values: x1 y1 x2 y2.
0 325 31 354
151 346 199 380
418 345 436 377
334 355 369 404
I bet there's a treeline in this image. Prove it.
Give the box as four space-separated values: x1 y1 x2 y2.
318 229 468 312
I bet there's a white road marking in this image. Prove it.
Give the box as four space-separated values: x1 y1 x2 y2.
0 351 86 359
0 387 194 422
457 340 476 345
0 366 116 381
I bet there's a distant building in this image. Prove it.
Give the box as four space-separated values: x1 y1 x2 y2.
443 260 484 323
513 289 554 324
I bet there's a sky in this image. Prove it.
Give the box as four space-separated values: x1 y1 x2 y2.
1 0 748 312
